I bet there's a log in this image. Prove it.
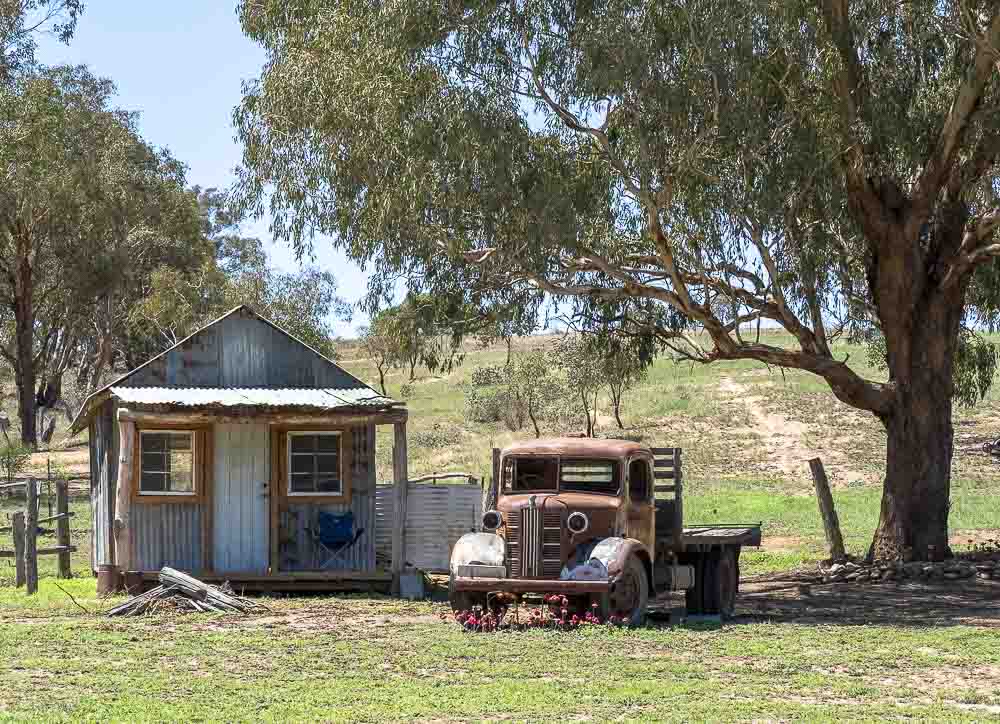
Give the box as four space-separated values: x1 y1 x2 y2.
114 415 136 573
0 546 76 558
157 567 261 613
25 479 38 595
56 480 71 579
808 458 846 561
390 420 409 595
12 511 24 588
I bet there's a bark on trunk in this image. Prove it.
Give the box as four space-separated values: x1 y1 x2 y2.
377 364 387 396
870 364 955 561
13 250 36 449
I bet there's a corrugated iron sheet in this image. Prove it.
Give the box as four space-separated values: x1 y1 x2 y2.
132 503 203 572
375 483 484 572
110 386 396 410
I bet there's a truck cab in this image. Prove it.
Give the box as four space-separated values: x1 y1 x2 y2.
449 438 761 624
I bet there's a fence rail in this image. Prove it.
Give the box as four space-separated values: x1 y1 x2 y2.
1 479 74 593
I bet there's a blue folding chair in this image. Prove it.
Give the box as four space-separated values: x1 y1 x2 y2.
311 511 365 569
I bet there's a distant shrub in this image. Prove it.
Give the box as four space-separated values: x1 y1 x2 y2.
410 425 462 449
0 442 32 485
398 383 414 399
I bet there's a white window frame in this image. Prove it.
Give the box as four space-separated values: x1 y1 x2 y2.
138 429 197 496
287 431 343 497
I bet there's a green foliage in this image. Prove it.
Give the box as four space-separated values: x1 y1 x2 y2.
0 1 82 82
464 351 567 436
0 441 31 485
129 188 350 362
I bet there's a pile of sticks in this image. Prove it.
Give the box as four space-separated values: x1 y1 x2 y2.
107 567 266 617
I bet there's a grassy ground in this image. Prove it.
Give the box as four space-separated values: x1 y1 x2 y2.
1 332 1000 720
1 581 999 721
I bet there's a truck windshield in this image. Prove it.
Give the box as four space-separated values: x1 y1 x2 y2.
560 459 620 495
503 456 620 495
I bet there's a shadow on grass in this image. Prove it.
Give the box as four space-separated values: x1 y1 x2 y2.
734 579 1000 628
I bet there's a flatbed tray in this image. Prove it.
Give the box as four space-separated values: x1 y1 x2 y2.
680 524 762 547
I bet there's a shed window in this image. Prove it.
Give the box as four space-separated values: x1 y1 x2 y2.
288 432 342 495
139 431 195 495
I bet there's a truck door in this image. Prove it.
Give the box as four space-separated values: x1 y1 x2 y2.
625 456 655 545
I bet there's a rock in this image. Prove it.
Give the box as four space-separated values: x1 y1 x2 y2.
978 572 992 581
828 564 846 576
881 569 895 582
845 571 862 581
904 562 925 577
975 562 996 572
943 571 962 580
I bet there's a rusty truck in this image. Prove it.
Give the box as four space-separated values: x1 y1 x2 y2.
449 438 762 624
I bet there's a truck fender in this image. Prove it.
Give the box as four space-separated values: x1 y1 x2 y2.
572 537 653 590
449 532 505 574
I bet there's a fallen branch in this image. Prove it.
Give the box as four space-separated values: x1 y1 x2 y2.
54 583 90 614
106 567 269 617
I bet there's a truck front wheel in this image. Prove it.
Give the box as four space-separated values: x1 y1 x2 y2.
594 555 649 626
448 574 486 614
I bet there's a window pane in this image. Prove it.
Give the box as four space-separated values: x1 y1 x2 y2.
316 454 339 475
169 468 194 493
316 434 339 452
168 450 193 483
167 434 191 451
141 472 166 492
316 475 341 493
290 435 315 453
290 455 313 475
290 473 315 494
141 452 165 473
142 433 166 452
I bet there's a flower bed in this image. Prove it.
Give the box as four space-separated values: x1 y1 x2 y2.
446 594 627 632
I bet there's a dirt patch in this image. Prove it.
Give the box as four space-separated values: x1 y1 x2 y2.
761 535 807 553
950 529 1000 548
718 377 873 487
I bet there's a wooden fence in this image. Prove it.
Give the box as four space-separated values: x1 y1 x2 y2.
0 479 75 594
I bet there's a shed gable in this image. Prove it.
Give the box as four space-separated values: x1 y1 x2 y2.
121 307 363 389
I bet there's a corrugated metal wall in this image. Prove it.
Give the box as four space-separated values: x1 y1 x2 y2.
213 423 270 573
375 483 483 572
277 425 378 571
89 399 117 569
124 308 362 389
131 504 203 571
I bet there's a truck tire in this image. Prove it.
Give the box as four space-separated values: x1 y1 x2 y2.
595 555 649 627
685 551 724 616
448 574 486 614
718 548 739 619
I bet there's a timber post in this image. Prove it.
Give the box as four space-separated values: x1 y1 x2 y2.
114 410 136 583
12 511 25 587
487 447 501 511
390 417 409 595
808 457 846 561
56 480 71 579
25 479 38 595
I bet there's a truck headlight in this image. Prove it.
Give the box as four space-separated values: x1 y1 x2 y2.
482 510 502 531
567 511 589 534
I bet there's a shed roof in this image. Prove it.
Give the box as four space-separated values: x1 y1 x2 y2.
71 305 398 433
109 386 394 409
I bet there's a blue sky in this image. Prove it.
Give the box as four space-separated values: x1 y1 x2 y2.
36 2 370 336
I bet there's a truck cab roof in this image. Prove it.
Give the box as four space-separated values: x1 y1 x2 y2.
501 437 649 461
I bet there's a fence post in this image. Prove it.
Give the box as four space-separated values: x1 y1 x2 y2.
808 458 846 561
25 478 38 594
56 480 71 579
12 511 25 588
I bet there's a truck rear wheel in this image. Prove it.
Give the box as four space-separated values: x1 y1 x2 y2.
448 574 486 614
594 555 648 627
685 549 739 618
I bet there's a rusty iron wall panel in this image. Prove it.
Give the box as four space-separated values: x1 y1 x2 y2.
374 483 483 572
213 423 270 573
90 398 117 569
131 503 203 572
279 493 377 571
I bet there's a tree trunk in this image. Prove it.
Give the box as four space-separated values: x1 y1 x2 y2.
527 398 540 438
867 225 965 562
505 337 512 366
869 370 954 562
13 248 37 448
377 365 388 396
580 389 593 437
610 385 624 429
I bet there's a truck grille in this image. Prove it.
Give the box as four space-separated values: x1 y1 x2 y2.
507 508 562 578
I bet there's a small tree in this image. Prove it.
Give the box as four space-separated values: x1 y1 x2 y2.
359 312 399 396
556 336 605 438
589 325 658 429
464 352 564 436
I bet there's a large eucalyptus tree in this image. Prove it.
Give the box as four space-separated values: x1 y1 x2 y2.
234 0 1000 561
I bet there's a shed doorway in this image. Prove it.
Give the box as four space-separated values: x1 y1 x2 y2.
213 423 270 573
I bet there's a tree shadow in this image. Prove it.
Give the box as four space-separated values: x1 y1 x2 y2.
733 580 1000 627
